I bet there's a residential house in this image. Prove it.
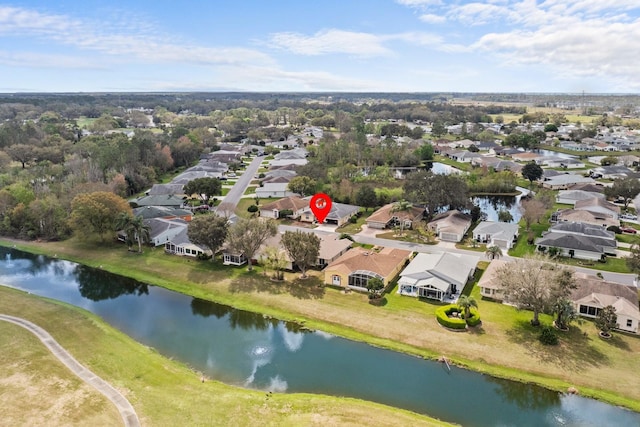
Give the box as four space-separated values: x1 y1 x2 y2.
477 259 509 300
144 218 188 247
255 231 352 270
324 246 412 290
165 228 211 258
556 190 606 206
542 174 596 190
300 200 360 226
133 206 192 222
552 208 620 228
574 197 620 220
428 210 472 242
259 196 308 219
448 151 481 163
571 273 640 334
566 182 604 193
472 221 519 249
512 152 544 163
130 194 185 209
535 221 617 261
365 203 424 230
269 158 308 167
589 165 638 179
146 183 186 196
255 182 296 199
471 156 522 173
397 252 478 301
541 157 585 169
172 170 224 185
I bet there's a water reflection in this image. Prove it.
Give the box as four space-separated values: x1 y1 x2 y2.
488 376 561 410
473 195 523 223
75 265 148 301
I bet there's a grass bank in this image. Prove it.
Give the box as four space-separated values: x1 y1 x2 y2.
0 286 451 427
2 238 640 414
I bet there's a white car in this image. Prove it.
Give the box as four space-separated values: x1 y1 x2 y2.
621 214 638 220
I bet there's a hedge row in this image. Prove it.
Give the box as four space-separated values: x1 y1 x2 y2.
466 310 482 327
435 305 467 330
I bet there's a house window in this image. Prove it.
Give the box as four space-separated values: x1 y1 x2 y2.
627 319 633 328
579 305 588 314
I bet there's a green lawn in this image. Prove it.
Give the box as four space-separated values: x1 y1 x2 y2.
0 287 449 427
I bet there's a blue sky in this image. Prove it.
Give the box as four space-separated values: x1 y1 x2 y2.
1 1 640 93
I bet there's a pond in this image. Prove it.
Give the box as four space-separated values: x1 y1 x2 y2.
1 248 638 427
473 194 524 223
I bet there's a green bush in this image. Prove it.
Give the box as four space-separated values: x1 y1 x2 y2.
436 305 467 330
539 326 559 345
247 205 259 213
466 311 482 327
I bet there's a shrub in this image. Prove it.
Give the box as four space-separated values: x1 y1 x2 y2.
247 205 259 213
607 225 621 234
278 209 293 218
539 326 559 345
436 305 467 330
466 311 482 327
349 215 358 224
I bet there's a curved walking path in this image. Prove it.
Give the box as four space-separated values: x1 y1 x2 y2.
0 314 140 427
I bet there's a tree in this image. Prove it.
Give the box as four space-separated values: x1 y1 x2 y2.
187 215 229 261
356 186 377 211
595 305 618 337
498 209 513 223
366 277 384 299
431 121 446 137
7 144 36 169
521 162 543 184
485 245 503 260
520 198 546 231
287 176 317 197
494 254 576 326
626 242 640 278
281 230 320 278
129 215 150 253
404 170 468 218
414 143 434 161
457 295 478 320
226 218 277 271
184 177 222 204
262 246 288 280
391 200 413 236
552 298 578 330
604 177 640 210
69 192 132 241
600 156 618 166
115 212 136 250
544 124 558 132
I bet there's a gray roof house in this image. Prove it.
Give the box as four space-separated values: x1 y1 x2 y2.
574 197 620 219
472 221 519 249
255 182 296 199
164 227 211 258
397 252 479 302
542 174 596 190
144 218 188 247
556 190 606 206
130 194 185 208
146 183 185 196
535 222 617 261
427 210 472 242
300 200 360 226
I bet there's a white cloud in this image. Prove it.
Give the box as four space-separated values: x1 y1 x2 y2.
0 6 274 68
268 29 391 57
419 14 446 24
0 51 104 69
395 0 442 6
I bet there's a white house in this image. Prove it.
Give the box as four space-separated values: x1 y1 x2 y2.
165 228 211 258
255 182 297 199
397 252 478 302
472 221 519 249
144 218 188 247
556 190 606 206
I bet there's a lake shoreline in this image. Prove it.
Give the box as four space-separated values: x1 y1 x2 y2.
2 237 639 414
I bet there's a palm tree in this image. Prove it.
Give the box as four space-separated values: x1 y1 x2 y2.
130 215 151 253
485 245 503 260
553 298 578 330
391 200 413 236
115 212 135 251
457 295 478 320
595 305 618 338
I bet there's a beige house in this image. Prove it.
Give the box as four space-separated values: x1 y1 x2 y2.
477 259 509 300
324 246 413 291
255 231 352 270
259 196 308 219
365 203 424 230
427 210 472 242
552 208 620 228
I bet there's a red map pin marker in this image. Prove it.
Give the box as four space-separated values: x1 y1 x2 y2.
310 193 332 223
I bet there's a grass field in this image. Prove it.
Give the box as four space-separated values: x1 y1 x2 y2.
2 238 640 414
0 287 450 427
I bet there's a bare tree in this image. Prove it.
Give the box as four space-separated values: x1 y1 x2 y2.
520 198 545 231
226 218 277 271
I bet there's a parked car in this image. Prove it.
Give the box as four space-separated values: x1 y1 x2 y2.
620 213 638 220
620 227 637 234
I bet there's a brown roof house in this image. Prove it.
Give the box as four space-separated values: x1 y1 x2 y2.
259 196 308 219
427 210 472 242
324 246 412 291
478 259 509 300
365 203 424 230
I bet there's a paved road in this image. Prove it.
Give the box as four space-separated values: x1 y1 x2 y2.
278 224 639 287
0 314 140 427
215 156 263 216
